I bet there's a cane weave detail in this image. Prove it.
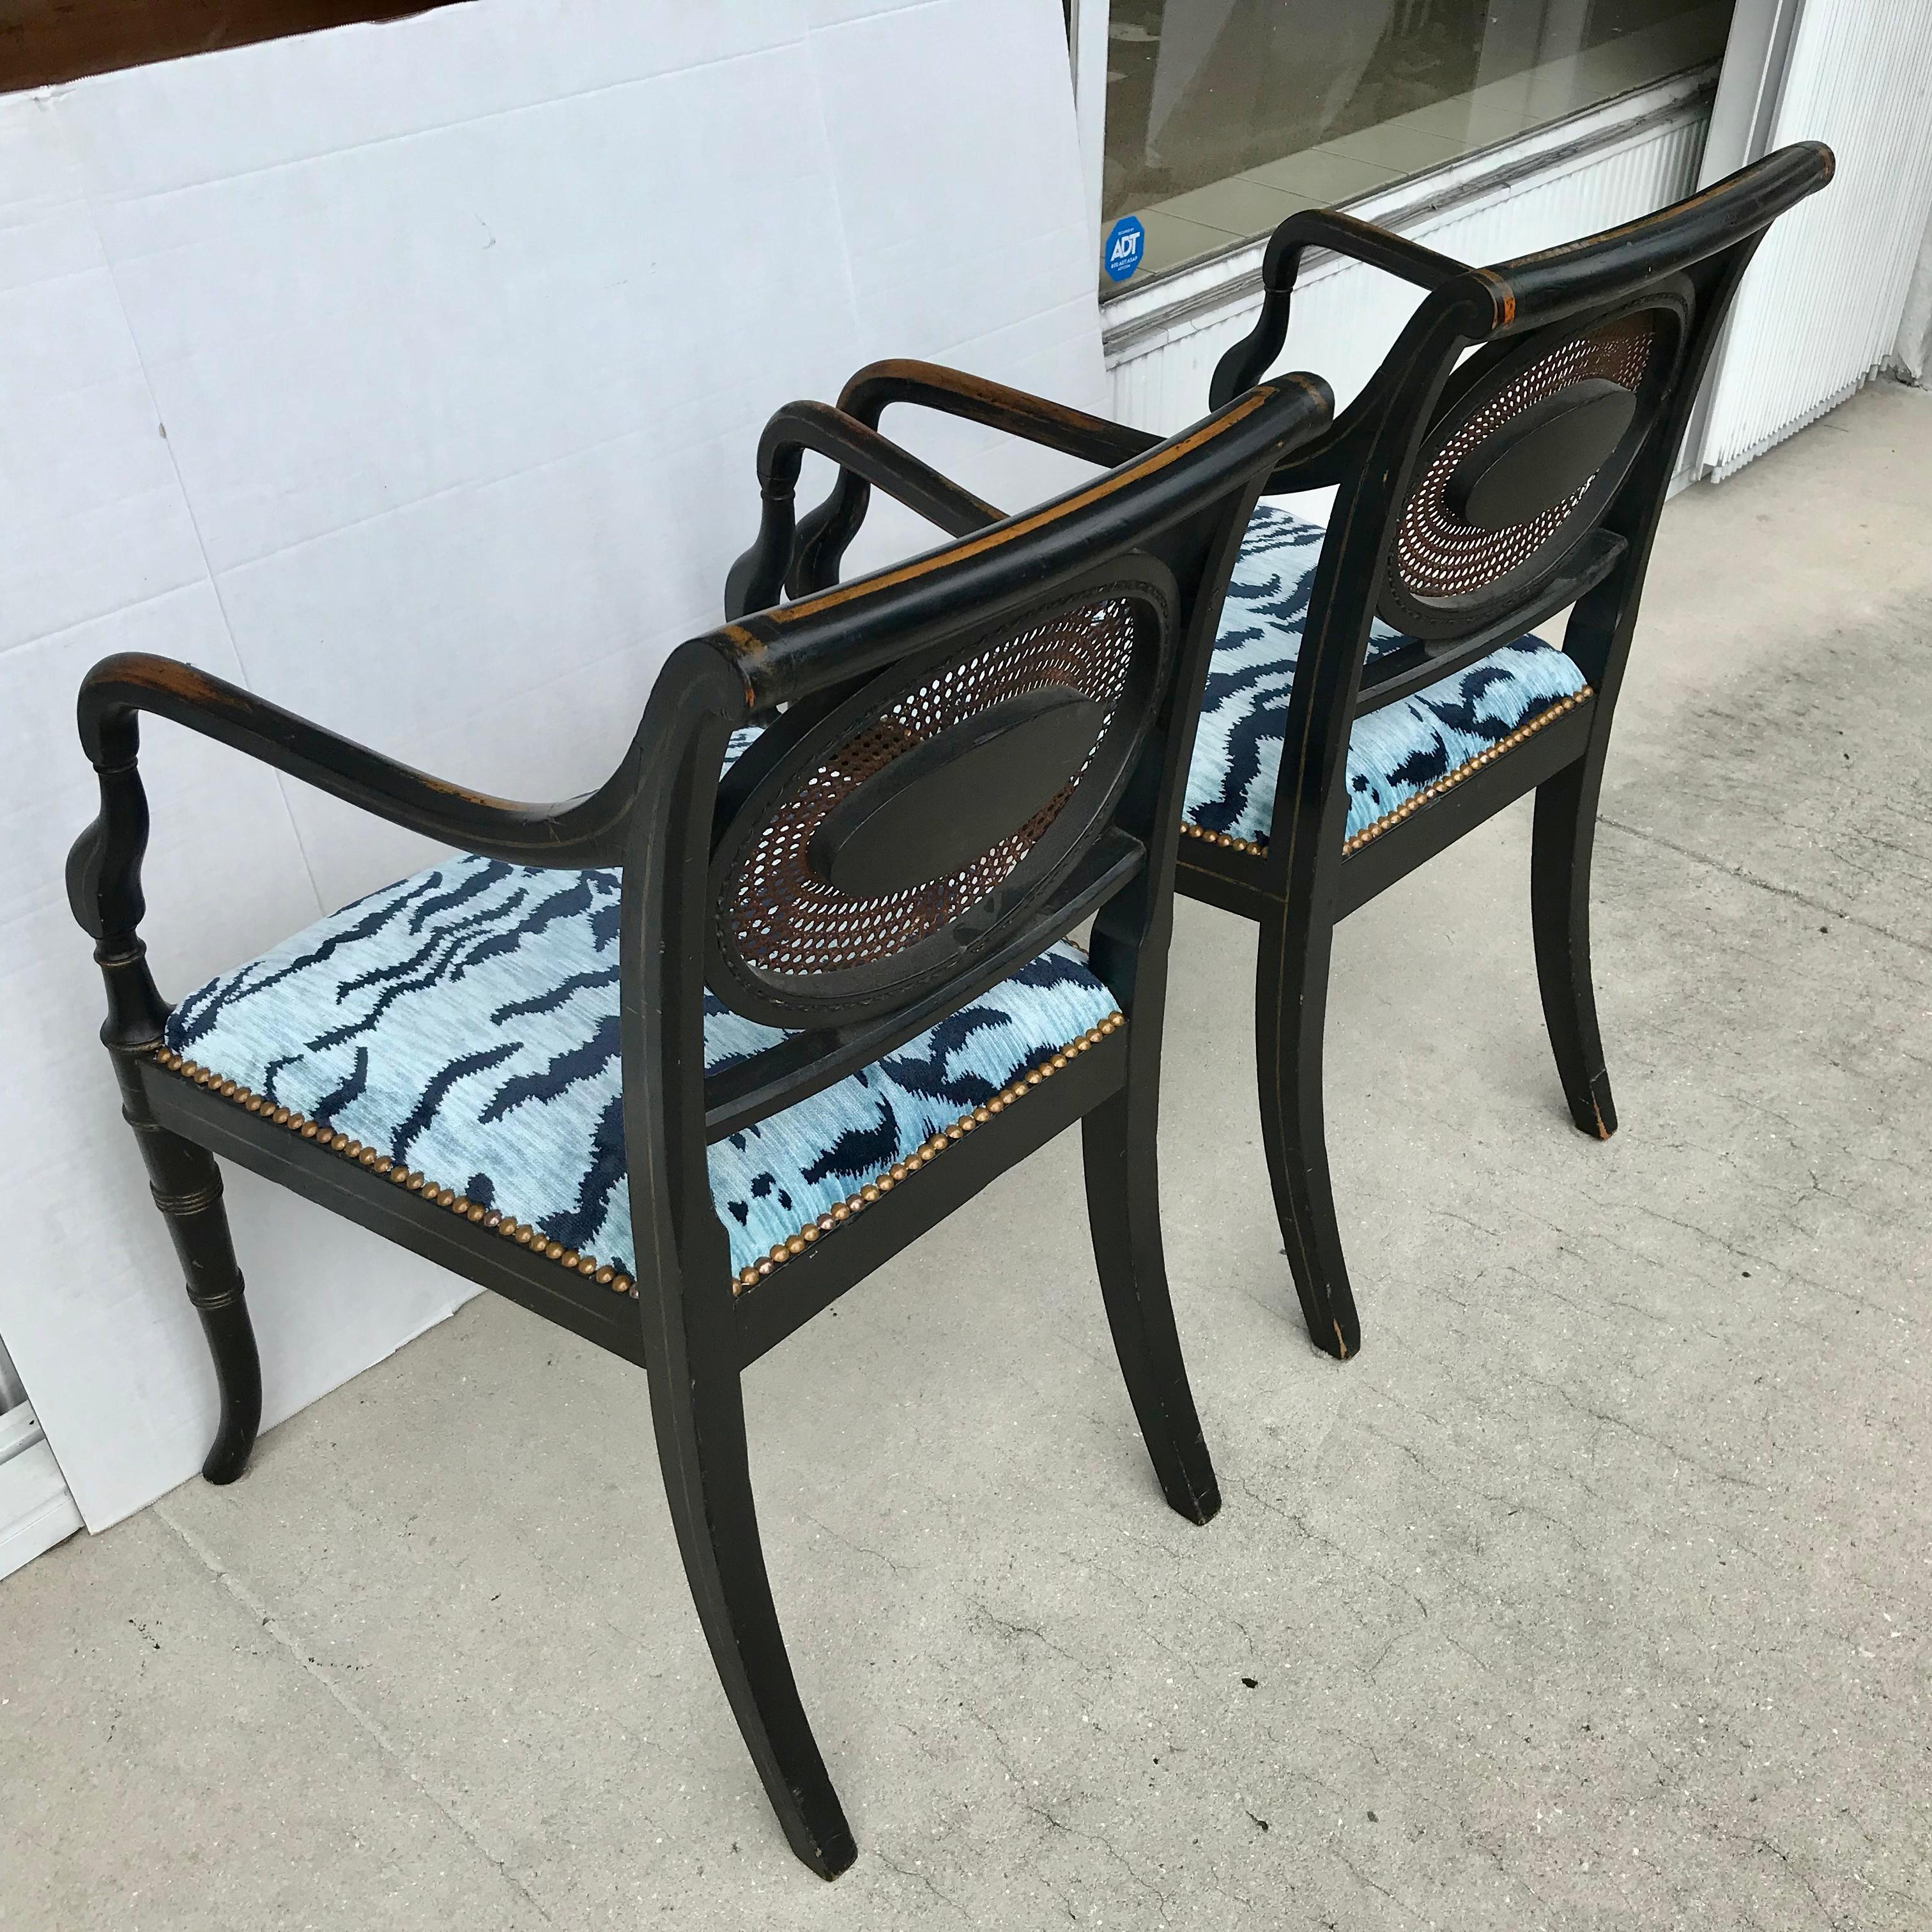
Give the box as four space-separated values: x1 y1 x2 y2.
1395 310 1659 601
724 595 1146 979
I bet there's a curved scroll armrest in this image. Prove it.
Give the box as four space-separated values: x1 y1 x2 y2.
1209 210 1471 410
790 360 1162 600
723 399 1003 622
836 360 1158 466
68 652 639 948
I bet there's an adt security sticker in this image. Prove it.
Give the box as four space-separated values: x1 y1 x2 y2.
1103 215 1146 282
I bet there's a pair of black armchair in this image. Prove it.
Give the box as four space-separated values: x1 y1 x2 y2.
68 145 1830 1876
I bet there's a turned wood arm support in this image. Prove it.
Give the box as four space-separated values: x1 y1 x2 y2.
786 360 1162 600
722 399 1004 624
67 652 643 980
1210 211 1469 411
1208 211 1478 491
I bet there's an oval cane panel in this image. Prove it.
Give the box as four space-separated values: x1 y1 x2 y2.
1396 310 1659 602
715 586 1160 1016
1377 300 1687 644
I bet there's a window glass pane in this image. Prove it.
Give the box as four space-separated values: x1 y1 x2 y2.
1099 0 1734 290
1 3 454 93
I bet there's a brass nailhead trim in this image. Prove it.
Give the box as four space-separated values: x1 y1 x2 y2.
1340 688 1591 857
1180 822 1266 859
1180 686 1593 866
150 1050 637 1301
157 1009 1128 1306
729 1011 1127 1298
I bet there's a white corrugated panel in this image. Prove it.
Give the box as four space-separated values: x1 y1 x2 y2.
1699 0 1932 477
0 1407 82 1581
1108 104 1710 433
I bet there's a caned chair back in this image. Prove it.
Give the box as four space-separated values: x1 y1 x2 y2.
624 377 1331 1207
1204 144 1834 850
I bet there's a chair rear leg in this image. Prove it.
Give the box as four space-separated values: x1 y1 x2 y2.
117 1059 261 1484
1531 758 1618 1139
1254 916 1361 1360
1082 1084 1220 1525
649 1360 857 1878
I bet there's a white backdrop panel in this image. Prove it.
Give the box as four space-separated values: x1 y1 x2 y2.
0 0 1103 1530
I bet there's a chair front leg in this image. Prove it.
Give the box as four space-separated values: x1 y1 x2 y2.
73 720 266 1483
646 1347 857 1878
1530 756 1618 1139
114 1052 262 1484
1082 1076 1220 1525
1254 910 1361 1360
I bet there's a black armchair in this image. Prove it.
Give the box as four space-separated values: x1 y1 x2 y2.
68 374 1331 1876
749 144 1835 1361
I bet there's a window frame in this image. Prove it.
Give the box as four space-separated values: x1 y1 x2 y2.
1073 0 1751 319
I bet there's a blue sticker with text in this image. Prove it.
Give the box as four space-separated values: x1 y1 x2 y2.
1103 215 1146 282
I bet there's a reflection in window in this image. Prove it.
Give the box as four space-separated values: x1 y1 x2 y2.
1100 0 1734 289
0 3 450 93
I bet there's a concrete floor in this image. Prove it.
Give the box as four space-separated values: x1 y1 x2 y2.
5 381 1930 1931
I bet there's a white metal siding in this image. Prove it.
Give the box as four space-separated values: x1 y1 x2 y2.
1107 104 1711 434
1699 0 1932 477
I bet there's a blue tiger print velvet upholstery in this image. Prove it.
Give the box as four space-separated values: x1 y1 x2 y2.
162 854 1117 1281
1186 502 1589 848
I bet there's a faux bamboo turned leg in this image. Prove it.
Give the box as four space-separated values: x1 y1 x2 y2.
1253 913 1361 1361
111 1047 261 1483
1531 757 1618 1140
70 736 264 1483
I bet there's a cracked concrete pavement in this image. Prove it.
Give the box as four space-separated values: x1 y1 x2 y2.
4 381 1929 1929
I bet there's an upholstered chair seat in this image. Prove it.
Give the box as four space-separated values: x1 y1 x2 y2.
162 855 1119 1287
1184 503 1589 853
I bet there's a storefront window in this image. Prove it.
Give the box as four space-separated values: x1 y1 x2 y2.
1 3 450 92
1099 0 1734 289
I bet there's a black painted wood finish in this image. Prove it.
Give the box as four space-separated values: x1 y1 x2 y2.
1201 144 1831 1356
723 399 1002 625
66 374 1332 1878
770 144 1834 1363
809 687 1107 897
1445 378 1637 528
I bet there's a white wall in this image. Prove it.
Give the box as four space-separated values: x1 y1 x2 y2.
0 1337 25 1415
0 0 1106 1532
1897 206 1932 384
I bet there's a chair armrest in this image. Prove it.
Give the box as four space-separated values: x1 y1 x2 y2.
835 360 1158 466
1209 210 1469 410
68 652 639 947
788 360 1162 599
723 400 1004 621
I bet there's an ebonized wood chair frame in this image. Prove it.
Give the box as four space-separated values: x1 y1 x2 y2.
66 374 1331 1879
763 144 1834 1365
